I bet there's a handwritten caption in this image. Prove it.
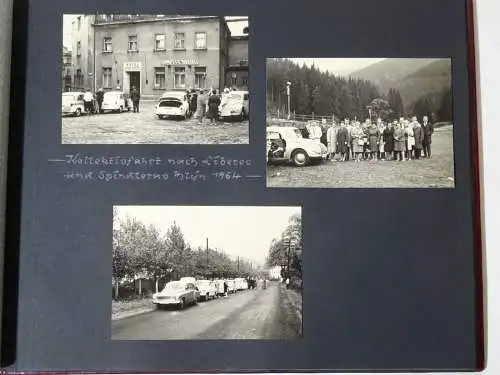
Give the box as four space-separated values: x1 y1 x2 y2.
49 154 261 183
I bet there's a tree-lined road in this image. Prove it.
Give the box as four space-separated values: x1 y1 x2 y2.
112 283 300 340
62 101 249 144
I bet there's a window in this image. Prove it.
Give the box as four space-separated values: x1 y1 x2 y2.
242 76 248 86
174 67 186 88
155 34 165 51
231 76 237 86
174 33 185 49
194 67 206 88
76 41 81 56
103 67 112 88
154 67 165 89
103 37 112 52
75 69 83 87
128 35 138 51
194 32 207 49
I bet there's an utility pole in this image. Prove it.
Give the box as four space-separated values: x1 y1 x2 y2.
237 256 240 272
286 81 291 120
206 238 209 276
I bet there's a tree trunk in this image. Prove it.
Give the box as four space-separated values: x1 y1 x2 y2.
114 280 119 300
155 278 159 294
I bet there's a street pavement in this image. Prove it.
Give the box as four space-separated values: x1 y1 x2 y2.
61 101 249 144
111 283 300 340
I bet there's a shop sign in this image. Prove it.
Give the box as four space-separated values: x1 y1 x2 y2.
163 59 200 66
124 62 142 71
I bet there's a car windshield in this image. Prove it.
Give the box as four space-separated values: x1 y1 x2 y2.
267 131 281 139
62 94 76 104
228 93 242 100
162 282 184 292
159 100 182 108
291 129 304 138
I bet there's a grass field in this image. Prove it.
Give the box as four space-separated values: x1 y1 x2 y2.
267 125 455 188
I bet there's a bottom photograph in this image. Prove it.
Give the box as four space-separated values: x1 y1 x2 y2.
111 205 303 340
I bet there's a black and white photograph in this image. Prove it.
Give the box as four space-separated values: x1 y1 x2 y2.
266 58 455 188
61 14 249 144
111 206 303 340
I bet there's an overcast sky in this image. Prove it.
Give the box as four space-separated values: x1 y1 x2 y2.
62 15 248 49
285 58 386 76
115 205 301 266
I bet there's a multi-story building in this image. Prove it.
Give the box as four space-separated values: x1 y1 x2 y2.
70 14 248 99
71 14 96 91
62 46 73 92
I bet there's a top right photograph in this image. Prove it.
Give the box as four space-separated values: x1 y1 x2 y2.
266 58 455 189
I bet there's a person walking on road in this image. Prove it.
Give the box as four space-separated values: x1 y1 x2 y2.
422 115 434 158
130 86 140 113
197 89 207 125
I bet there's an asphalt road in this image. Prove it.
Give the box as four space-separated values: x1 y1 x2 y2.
61 101 249 144
111 283 300 340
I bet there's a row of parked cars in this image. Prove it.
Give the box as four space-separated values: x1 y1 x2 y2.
61 89 249 122
151 277 256 310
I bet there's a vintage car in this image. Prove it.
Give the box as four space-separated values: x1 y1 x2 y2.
226 279 237 294
61 92 85 117
152 281 200 309
156 91 191 119
195 280 217 301
267 125 328 167
101 91 133 113
219 91 249 121
234 277 248 291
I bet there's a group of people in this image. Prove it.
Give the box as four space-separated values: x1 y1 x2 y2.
192 86 239 125
81 85 141 115
320 116 435 162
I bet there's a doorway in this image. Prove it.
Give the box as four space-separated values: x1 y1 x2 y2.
128 72 141 93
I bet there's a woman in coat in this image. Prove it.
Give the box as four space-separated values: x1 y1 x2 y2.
326 123 338 161
336 122 350 162
207 89 221 124
393 123 406 161
351 123 365 162
412 120 424 159
383 122 395 160
367 123 381 161
405 120 415 160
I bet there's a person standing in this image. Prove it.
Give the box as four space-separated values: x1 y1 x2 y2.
336 121 350 162
207 89 221 124
196 89 207 125
367 121 381 161
345 119 352 161
83 89 94 116
326 122 338 161
351 122 365 162
422 115 434 158
413 117 425 160
383 122 395 160
393 122 406 161
130 86 140 113
95 88 104 114
405 120 415 160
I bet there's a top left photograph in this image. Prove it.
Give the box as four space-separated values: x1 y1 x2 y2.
61 14 249 144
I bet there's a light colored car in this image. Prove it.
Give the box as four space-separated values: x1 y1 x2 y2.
226 279 237 294
152 281 199 309
61 92 85 117
234 278 248 291
156 91 190 119
195 280 217 301
219 91 249 121
101 91 132 113
180 277 196 285
267 125 328 167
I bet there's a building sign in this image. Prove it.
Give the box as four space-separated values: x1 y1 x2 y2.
163 59 200 66
124 62 142 71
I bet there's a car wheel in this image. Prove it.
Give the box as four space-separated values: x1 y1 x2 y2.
157 115 164 120
292 149 310 167
74 108 81 117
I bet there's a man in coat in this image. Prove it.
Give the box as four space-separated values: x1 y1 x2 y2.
95 88 104 114
336 122 350 162
412 116 425 159
207 89 221 124
422 115 434 158
130 86 140 113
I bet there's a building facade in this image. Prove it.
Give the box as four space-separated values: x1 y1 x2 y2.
62 46 73 92
70 14 248 98
71 14 96 91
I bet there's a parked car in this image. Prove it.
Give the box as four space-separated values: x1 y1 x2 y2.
219 91 249 121
180 277 196 285
101 91 132 113
267 125 328 167
234 278 248 291
152 281 199 309
247 278 257 289
195 280 217 301
156 91 190 119
226 279 237 294
61 92 85 117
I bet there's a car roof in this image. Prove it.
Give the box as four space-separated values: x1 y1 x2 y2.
161 91 185 98
63 92 84 95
